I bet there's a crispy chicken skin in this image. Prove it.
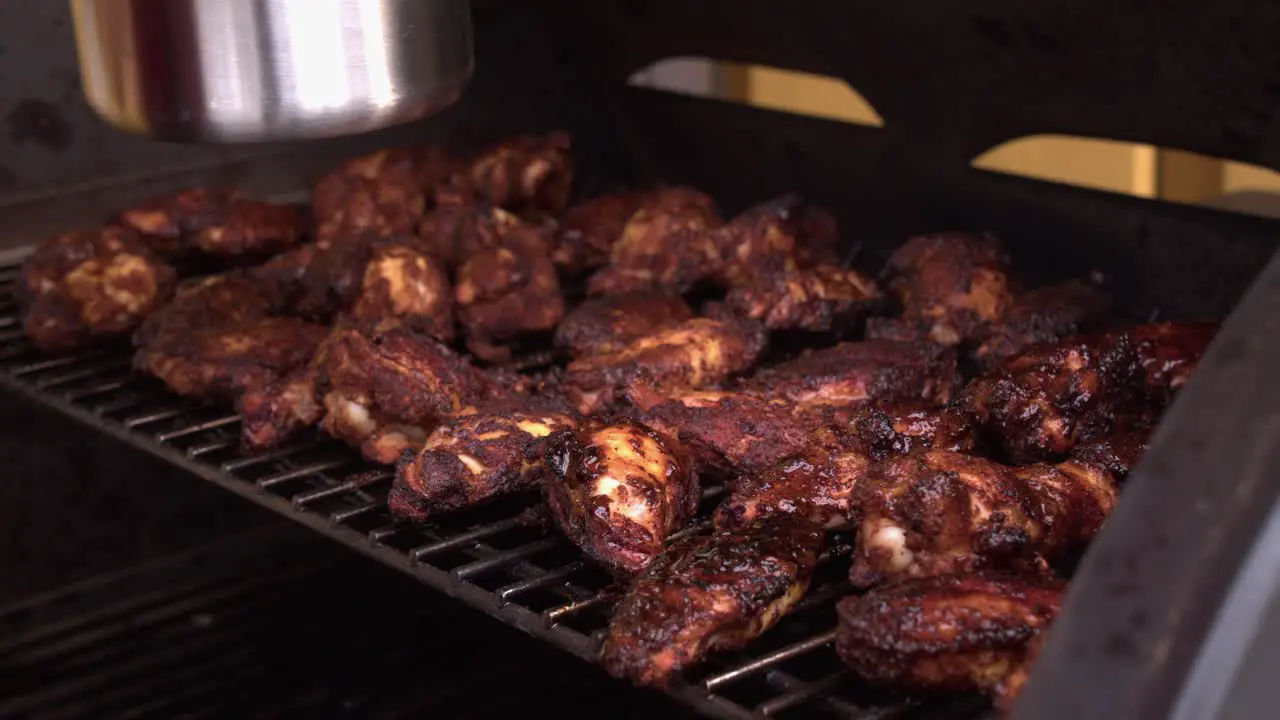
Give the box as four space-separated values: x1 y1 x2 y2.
835 573 1063 694
725 264 882 332
552 191 653 275
845 401 980 460
748 340 962 409
563 316 768 415
962 332 1144 463
311 145 459 249
135 317 328 400
116 187 305 258
238 364 324 452
464 132 574 215
1126 321 1217 401
318 327 499 462
601 516 826 687
553 292 694 358
20 228 177 353
712 194 842 287
389 398 578 521
993 632 1046 715
850 451 1119 587
972 279 1110 371
134 272 283 347
455 232 566 362
1071 421 1153 484
715 447 872 530
586 188 723 296
544 419 699 576
347 237 455 339
868 231 1013 347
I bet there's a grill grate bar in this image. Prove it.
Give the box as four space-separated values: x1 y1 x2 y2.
123 406 193 429
156 414 240 442
756 672 850 717
187 438 235 458
410 517 526 560
9 350 110 376
543 592 619 624
65 378 132 402
292 470 391 508
220 439 323 472
33 359 131 389
255 459 349 489
704 631 839 690
453 538 562 579
498 561 586 601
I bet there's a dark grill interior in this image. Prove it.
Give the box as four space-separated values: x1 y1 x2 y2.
0 262 990 719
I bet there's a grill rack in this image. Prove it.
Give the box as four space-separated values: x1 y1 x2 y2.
0 262 987 720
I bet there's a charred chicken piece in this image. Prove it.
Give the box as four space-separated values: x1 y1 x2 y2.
348 237 454 339
553 292 694 358
544 419 699 576
389 398 578 522
962 332 1144 463
586 187 724 296
868 231 1013 348
134 272 282 347
464 132 574 215
601 516 826 687
993 632 1046 715
716 446 872 530
311 145 459 249
725 264 882 332
563 316 768 415
135 316 328 400
971 279 1111 371
850 451 1119 587
248 243 318 307
1126 321 1218 401
1070 420 1153 484
713 194 842 287
418 197 556 269
455 229 566 362
238 363 325 453
835 572 1063 695
318 327 500 463
845 401 980 460
552 191 653 275
748 340 962 410
20 228 176 354
117 187 305 258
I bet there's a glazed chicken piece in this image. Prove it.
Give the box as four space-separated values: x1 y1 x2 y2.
116 187 305 258
725 264 882 332
135 316 328 401
311 145 459 249
962 331 1144 463
135 272 287 347
712 194 842 287
19 228 176 353
844 401 980 460
971 279 1110 371
318 327 501 463
836 572 1063 694
993 632 1047 715
553 292 693 358
850 450 1120 587
1070 418 1154 484
586 187 724 296
715 446 872 530
562 316 767 415
455 229 566 362
543 419 699 575
248 243 318 307
1126 321 1217 402
463 132 574 215
551 191 653 275
867 231 1014 348
388 397 578 521
238 363 325 453
747 340 962 410
601 516 826 687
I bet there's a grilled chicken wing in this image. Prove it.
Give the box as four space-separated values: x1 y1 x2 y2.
748 340 961 409
962 332 1143 463
544 419 699 575
601 516 826 687
1126 321 1217 401
238 363 325 452
552 191 653 275
116 187 305 259
868 231 1013 347
349 237 455 338
311 145 459 249
712 194 841 287
553 292 694 358
725 264 882 332
586 188 723 296
563 316 767 415
836 572 1063 694
389 398 578 521
319 327 500 463
463 132 574 215
135 316 328 400
850 451 1119 587
20 228 176 353
971 279 1110 371
715 447 872 530
844 401 980 460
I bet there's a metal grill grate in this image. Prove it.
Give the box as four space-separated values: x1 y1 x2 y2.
0 262 987 720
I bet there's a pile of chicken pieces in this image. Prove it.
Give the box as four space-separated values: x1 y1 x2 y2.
18 131 1218 716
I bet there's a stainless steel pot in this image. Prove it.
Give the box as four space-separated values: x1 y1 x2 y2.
70 0 473 143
